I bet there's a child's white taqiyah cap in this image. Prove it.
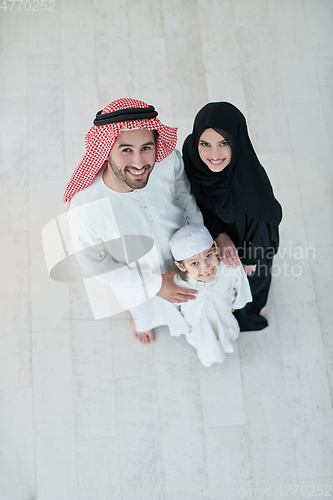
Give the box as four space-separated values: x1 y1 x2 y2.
170 224 214 261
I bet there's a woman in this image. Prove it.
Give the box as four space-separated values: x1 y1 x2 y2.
182 102 282 331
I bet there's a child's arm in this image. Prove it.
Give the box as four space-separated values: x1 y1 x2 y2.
232 264 253 310
162 273 192 337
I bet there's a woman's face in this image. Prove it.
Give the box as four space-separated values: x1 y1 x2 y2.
198 128 232 172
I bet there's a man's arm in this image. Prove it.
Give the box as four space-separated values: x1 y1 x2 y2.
173 149 204 225
72 224 197 306
67 206 162 310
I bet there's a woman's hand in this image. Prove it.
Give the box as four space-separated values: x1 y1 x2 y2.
242 264 257 276
216 233 240 269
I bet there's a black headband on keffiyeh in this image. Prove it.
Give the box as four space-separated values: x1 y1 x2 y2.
182 102 282 225
93 106 158 126
64 98 177 203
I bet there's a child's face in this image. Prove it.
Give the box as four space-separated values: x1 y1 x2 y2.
176 244 219 283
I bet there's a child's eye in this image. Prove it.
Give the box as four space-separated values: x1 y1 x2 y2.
206 253 212 259
191 261 198 266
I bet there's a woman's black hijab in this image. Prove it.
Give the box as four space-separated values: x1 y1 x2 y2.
183 102 282 225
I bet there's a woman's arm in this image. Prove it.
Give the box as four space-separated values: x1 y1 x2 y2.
197 202 225 239
215 232 241 269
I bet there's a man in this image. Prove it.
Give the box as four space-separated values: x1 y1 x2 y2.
65 98 203 343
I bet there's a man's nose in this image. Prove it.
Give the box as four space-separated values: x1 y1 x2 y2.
131 152 146 168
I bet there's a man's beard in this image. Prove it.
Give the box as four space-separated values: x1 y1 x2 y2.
108 158 154 190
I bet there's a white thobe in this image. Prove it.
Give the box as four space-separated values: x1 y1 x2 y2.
67 149 203 329
164 263 253 367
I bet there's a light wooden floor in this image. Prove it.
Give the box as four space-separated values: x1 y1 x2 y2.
0 1 333 499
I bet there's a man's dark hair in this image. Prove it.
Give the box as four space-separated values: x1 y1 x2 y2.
153 130 159 142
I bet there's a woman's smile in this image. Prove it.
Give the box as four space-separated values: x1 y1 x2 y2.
206 158 226 166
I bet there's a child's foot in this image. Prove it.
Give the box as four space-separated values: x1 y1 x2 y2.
129 315 155 344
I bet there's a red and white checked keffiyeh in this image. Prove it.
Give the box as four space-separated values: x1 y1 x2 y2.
63 98 178 203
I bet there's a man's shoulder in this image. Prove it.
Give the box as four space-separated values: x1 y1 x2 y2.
157 149 182 169
148 149 182 187
69 169 107 209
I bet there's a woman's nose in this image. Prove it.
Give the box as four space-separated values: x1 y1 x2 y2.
211 146 220 158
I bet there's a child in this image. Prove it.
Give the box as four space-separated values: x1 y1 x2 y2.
168 224 252 367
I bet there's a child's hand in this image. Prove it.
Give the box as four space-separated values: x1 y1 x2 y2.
242 264 256 276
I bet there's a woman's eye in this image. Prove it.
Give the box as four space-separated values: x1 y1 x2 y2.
220 141 229 147
200 142 210 147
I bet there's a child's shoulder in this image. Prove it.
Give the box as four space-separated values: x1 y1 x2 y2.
173 272 201 292
217 262 245 280
173 273 192 288
219 262 238 275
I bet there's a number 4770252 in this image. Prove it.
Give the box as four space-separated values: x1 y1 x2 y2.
0 0 55 11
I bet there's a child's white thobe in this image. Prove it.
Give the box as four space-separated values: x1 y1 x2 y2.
166 263 252 367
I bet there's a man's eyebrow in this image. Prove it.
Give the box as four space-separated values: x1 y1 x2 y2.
117 141 155 148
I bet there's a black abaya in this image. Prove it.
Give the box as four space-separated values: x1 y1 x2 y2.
183 102 282 331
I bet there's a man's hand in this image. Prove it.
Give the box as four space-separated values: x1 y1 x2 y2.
216 232 240 269
156 268 198 303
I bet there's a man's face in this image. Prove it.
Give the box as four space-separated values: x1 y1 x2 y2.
107 129 156 191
